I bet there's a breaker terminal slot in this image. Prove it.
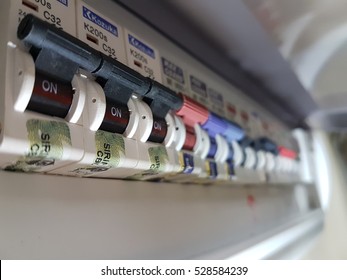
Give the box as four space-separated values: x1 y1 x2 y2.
86 34 99 46
133 60 142 69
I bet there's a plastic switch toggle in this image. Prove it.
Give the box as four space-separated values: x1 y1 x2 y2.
201 113 227 138
254 137 278 155
223 120 245 142
278 146 297 159
94 54 151 105
144 80 183 119
175 94 208 127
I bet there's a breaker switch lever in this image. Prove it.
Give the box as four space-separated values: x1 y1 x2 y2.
201 113 227 138
278 146 297 159
143 80 183 119
94 54 151 106
254 137 278 155
176 94 208 127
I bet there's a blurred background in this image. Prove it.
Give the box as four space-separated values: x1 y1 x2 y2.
244 0 347 258
119 0 347 259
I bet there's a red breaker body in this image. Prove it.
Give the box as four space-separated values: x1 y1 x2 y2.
163 94 210 183
277 146 299 178
266 144 300 183
176 94 208 153
176 94 209 128
278 146 298 159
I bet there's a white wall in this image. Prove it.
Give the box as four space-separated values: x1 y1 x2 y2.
302 132 347 259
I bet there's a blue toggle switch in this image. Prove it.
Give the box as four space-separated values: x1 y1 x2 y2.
254 137 278 155
202 113 245 160
223 120 245 142
201 113 228 159
201 113 227 138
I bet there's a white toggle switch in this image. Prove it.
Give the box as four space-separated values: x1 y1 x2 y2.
85 79 106 131
232 141 244 167
276 156 286 173
265 152 275 172
287 158 295 173
13 48 35 112
192 124 203 156
285 158 294 173
124 98 138 139
199 128 211 160
293 160 300 174
215 134 229 163
244 147 256 169
129 98 153 143
172 115 186 152
66 74 86 124
163 113 176 148
256 150 266 170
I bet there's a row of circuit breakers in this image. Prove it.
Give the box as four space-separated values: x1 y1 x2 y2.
0 0 301 184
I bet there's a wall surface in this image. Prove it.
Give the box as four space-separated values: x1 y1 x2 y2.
302 133 347 259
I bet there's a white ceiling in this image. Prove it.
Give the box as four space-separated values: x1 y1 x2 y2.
244 0 347 104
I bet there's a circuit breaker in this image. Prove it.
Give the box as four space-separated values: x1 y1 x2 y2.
0 0 307 185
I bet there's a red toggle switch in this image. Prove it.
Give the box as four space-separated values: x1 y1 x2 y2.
175 94 208 127
278 146 297 159
176 94 208 152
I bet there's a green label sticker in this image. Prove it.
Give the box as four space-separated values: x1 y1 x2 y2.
71 130 125 176
5 119 71 172
126 146 169 180
148 146 169 173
